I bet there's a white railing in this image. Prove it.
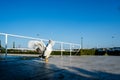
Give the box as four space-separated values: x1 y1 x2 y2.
0 32 81 58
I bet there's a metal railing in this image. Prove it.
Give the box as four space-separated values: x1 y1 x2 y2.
0 32 81 58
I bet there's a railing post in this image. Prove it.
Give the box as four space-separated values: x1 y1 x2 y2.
70 44 72 56
60 42 63 56
5 34 8 59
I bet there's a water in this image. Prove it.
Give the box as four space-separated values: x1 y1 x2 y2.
0 55 120 80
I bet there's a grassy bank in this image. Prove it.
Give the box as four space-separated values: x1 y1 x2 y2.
0 49 120 56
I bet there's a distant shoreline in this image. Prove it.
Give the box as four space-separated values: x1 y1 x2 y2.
1 53 39 57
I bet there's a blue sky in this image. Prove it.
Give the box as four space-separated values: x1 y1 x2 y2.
0 0 120 48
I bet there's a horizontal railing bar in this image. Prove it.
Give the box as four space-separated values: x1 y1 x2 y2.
0 32 80 46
